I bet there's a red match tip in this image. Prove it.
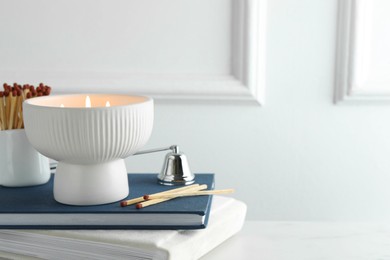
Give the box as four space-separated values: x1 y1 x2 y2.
136 204 143 209
16 90 22 96
26 92 32 99
0 92 3 98
120 201 127 207
143 195 150 200
12 90 17 96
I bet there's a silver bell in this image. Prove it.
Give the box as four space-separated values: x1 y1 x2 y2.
157 146 195 186
134 145 195 186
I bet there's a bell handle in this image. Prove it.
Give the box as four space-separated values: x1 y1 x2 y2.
134 145 179 155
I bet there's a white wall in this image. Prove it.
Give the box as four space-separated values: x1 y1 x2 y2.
127 0 390 221
3 0 390 221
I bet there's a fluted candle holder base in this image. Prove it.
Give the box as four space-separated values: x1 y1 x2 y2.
54 159 129 206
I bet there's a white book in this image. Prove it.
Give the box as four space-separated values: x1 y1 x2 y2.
0 196 246 260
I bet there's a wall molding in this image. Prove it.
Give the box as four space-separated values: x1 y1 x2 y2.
231 0 267 105
2 0 267 105
335 0 390 103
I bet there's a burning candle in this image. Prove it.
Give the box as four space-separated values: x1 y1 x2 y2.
85 96 91 108
83 96 110 108
23 93 154 205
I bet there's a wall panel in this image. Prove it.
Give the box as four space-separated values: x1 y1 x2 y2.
0 0 266 104
336 0 390 103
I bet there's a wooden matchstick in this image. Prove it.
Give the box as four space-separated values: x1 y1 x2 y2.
135 185 208 209
4 91 10 130
135 184 212 209
143 189 235 200
16 91 24 129
136 198 171 209
0 82 54 130
22 85 30 100
30 86 37 97
2 92 6 130
0 92 4 130
120 184 207 207
13 90 22 129
120 184 205 207
7 90 17 130
44 86 51 96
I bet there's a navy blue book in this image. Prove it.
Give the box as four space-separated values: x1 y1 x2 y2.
0 173 214 230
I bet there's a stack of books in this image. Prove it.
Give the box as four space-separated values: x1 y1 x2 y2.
0 174 247 259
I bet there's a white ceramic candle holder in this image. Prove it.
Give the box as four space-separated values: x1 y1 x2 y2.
23 94 153 206
0 129 50 187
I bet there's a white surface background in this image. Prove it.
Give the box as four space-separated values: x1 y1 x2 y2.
201 221 390 260
2 0 390 221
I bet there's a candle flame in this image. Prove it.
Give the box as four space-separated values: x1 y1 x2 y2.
106 101 110 107
60 104 64 108
85 96 91 108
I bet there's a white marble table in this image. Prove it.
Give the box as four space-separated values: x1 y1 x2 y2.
201 221 390 260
